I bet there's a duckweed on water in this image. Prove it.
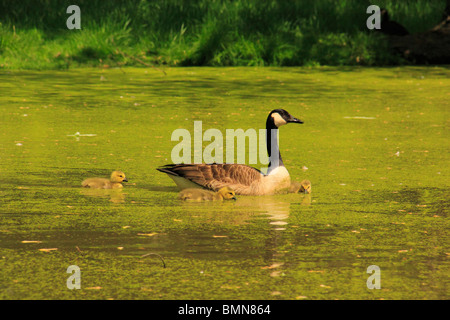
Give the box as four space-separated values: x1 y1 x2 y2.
0 67 448 299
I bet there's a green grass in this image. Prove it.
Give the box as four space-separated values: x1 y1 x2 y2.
0 0 447 69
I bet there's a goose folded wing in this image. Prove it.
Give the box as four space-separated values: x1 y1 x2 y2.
158 163 262 190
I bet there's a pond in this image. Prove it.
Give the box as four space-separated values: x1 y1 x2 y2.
0 66 448 299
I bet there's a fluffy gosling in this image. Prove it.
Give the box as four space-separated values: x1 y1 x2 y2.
289 180 311 194
81 171 128 189
179 187 237 201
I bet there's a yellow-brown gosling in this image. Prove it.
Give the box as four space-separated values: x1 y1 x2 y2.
289 180 311 194
81 171 128 189
178 187 237 202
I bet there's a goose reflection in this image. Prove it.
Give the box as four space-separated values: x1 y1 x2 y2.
175 191 311 227
80 188 126 203
234 194 312 278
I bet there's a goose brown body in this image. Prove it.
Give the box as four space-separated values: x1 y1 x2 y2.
81 171 128 189
159 163 290 195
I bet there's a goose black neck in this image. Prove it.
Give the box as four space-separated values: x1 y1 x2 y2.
266 117 284 174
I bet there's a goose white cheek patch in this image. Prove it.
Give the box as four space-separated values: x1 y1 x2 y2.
271 113 287 127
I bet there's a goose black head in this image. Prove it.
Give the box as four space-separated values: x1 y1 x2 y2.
267 109 303 128
380 8 389 21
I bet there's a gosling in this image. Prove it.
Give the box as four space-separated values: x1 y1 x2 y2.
289 180 312 194
178 187 237 202
81 171 128 189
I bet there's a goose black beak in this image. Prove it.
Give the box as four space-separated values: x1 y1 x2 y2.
232 196 237 201
123 178 128 182
288 117 303 124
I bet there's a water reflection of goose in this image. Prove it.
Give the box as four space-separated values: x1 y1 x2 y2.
235 195 311 278
157 109 303 195
80 188 126 203
234 195 311 230
258 197 291 231
175 193 310 227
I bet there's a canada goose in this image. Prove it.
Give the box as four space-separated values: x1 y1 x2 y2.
289 180 312 194
179 187 237 201
379 8 409 36
157 109 303 195
81 171 128 189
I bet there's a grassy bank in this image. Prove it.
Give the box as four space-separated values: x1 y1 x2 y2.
0 0 446 69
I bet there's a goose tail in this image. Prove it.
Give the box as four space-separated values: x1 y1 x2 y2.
157 164 206 190
156 164 180 176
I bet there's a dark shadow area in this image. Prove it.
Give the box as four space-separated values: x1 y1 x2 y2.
381 3 450 64
0 0 448 68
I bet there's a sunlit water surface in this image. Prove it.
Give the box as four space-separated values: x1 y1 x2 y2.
0 67 448 299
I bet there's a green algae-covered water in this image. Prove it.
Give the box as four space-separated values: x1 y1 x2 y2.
0 67 448 300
